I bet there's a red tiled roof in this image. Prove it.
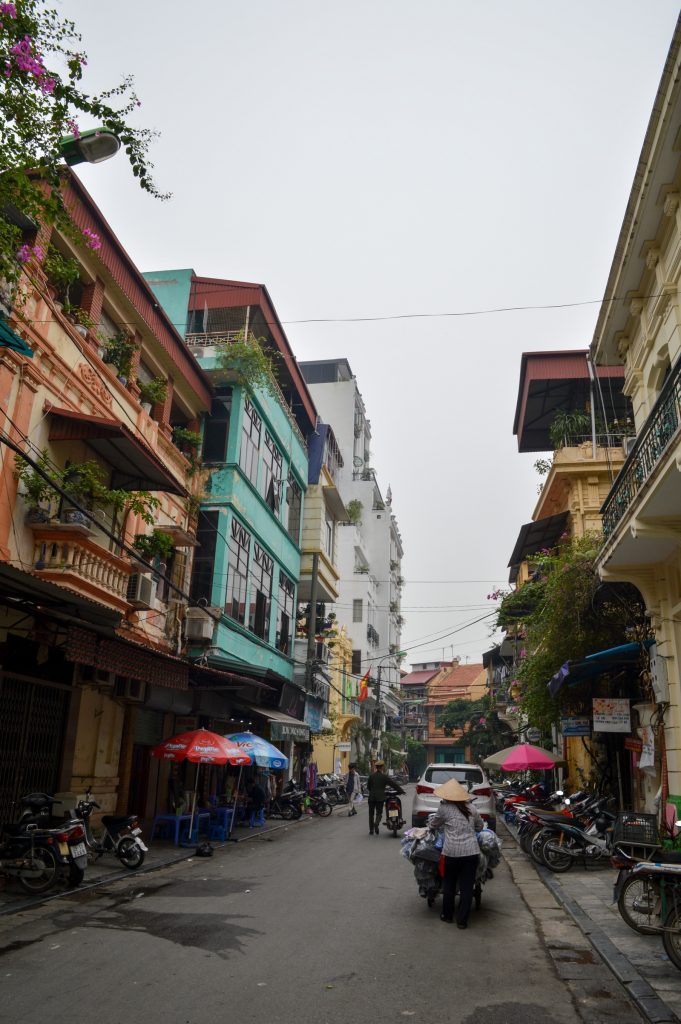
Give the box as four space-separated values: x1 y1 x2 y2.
426 663 486 706
401 670 440 686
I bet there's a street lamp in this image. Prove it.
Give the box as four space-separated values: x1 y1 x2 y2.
59 129 121 166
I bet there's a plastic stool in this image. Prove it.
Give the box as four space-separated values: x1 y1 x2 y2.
209 824 226 841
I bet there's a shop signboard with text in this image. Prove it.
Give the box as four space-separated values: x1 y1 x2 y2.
560 717 591 737
592 698 630 733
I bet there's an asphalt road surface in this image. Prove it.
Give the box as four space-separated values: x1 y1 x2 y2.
0 793 640 1024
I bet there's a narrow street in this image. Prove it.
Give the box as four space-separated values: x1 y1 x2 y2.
0 792 644 1024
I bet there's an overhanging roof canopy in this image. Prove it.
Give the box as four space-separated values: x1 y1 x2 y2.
547 639 654 698
508 512 569 570
48 408 185 495
0 561 121 630
513 350 628 452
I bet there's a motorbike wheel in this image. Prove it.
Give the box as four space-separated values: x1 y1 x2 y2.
68 864 85 887
117 837 145 870
520 830 536 856
542 838 574 873
530 829 552 866
315 801 333 817
618 874 659 934
18 846 58 894
662 904 681 971
390 827 399 838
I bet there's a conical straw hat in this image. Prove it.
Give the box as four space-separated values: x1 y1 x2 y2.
433 778 471 802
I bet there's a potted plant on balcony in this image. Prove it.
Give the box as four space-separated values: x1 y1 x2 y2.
13 449 56 522
172 426 202 476
101 330 138 384
62 304 96 336
133 528 174 565
346 499 363 526
137 377 167 414
43 246 80 306
216 330 279 398
60 460 110 525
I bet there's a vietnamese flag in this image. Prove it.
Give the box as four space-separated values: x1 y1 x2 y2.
357 669 371 702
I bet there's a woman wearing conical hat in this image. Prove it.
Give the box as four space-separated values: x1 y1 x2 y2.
428 777 484 929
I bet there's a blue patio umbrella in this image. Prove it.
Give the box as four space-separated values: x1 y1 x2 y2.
225 732 289 769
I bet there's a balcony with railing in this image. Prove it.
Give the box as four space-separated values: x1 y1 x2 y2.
601 360 681 540
367 623 380 648
31 523 134 611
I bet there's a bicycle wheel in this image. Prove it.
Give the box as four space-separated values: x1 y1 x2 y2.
18 846 59 894
618 874 659 934
663 903 681 971
542 837 574 873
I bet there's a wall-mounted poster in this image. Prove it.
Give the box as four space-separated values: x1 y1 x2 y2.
592 698 631 733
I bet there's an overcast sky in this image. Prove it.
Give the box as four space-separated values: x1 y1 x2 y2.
63 0 680 668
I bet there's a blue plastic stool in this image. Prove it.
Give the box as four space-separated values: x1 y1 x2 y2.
209 823 226 841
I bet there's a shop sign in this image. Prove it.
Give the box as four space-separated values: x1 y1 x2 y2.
304 700 323 733
336 742 352 752
560 717 591 737
270 721 310 742
592 698 631 733
624 736 643 753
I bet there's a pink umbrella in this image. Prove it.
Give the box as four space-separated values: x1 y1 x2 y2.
499 743 559 772
152 729 251 840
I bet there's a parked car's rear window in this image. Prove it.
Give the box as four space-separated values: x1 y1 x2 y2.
424 766 484 786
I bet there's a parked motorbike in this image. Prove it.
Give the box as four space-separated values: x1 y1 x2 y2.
75 789 147 870
14 790 88 888
0 793 88 892
532 800 617 872
268 792 303 820
383 789 406 837
280 781 332 817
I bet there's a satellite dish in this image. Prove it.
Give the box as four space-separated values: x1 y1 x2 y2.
353 457 364 467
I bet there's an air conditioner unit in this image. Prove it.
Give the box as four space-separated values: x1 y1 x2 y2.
126 573 155 609
186 614 214 643
113 677 146 703
73 664 115 691
650 643 670 703
623 434 637 456
314 641 331 665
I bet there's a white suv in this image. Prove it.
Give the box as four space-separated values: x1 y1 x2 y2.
411 763 496 830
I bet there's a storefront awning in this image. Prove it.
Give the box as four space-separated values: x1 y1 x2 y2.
0 317 33 358
508 512 570 572
246 705 310 742
0 561 121 629
48 408 185 495
547 639 655 698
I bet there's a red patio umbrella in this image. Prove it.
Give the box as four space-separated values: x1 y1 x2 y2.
152 729 251 840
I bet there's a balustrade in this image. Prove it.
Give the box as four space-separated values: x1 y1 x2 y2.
601 360 681 539
31 525 134 609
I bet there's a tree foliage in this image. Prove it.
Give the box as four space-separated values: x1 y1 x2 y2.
511 534 649 733
1 1 167 291
438 696 515 761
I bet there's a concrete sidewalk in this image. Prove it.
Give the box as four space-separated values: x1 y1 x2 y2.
0 816 306 916
502 823 681 1024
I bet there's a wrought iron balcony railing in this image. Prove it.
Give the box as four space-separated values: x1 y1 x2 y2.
601 358 681 539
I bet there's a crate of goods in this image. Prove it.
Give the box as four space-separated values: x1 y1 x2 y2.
613 812 658 847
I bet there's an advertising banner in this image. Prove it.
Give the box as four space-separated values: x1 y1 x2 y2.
560 717 591 737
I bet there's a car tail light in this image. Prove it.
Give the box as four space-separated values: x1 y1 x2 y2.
416 784 434 795
471 786 491 797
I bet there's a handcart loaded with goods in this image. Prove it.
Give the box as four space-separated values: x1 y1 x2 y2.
401 825 502 910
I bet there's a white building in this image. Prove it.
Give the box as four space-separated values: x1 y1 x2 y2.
299 359 405 754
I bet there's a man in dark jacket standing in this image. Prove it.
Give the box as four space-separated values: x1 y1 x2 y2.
366 760 404 835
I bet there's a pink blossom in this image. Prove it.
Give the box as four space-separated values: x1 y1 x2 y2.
9 36 46 79
0 3 17 16
16 243 44 265
82 228 101 251
66 118 80 138
39 75 55 95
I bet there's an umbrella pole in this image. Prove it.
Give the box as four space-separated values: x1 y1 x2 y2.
189 763 199 842
229 764 243 840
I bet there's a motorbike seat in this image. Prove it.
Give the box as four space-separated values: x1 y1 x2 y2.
101 815 134 829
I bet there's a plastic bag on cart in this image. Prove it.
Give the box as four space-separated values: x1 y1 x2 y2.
477 828 502 868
